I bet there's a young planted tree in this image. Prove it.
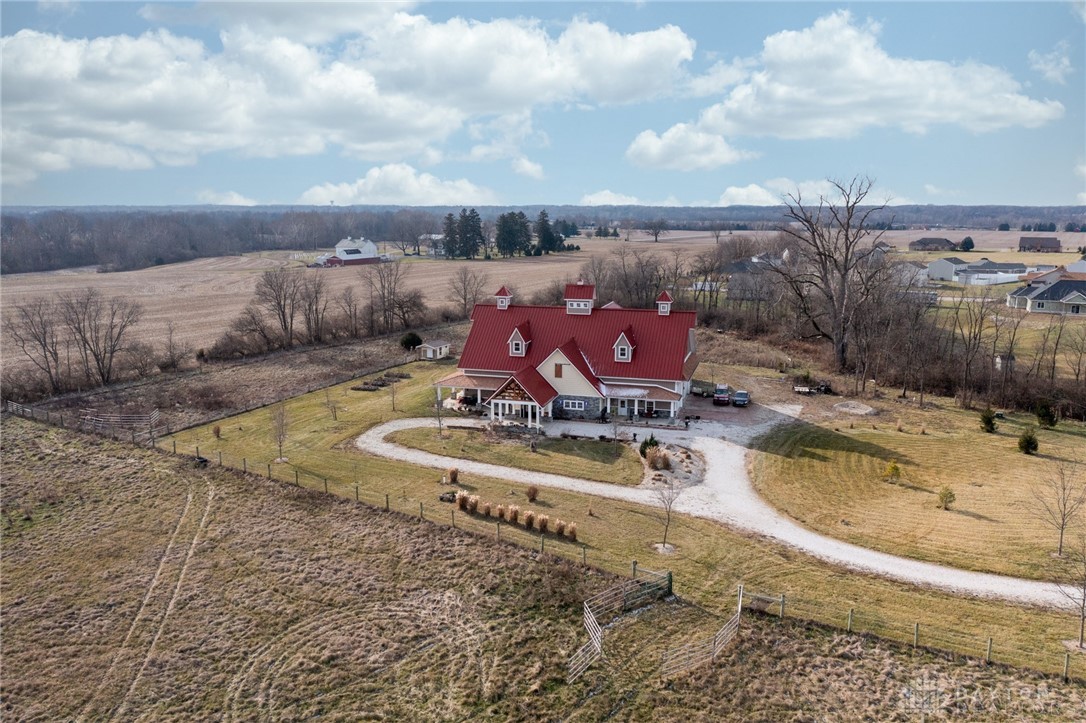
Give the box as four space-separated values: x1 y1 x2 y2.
655 478 682 550
1019 427 1039 455
979 407 998 433
937 486 956 510
1055 534 1086 648
1031 460 1086 557
272 403 289 461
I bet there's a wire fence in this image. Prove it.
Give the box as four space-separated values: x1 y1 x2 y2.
4 398 1085 684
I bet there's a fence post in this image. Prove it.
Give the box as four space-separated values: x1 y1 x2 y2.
243 458 247 473
172 440 177 454
131 430 136 444
267 464 271 478
419 502 423 519
1064 653 1071 682
356 485 360 502
196 446 200 459
582 545 587 566
540 534 545 554
913 622 919 648
497 522 501 542
666 571 673 596
324 478 328 494
451 510 455 528
737 584 744 617
779 593 786 619
631 560 638 579
985 637 993 664
295 469 299 486
384 493 388 510
847 608 854 633
150 430 155 448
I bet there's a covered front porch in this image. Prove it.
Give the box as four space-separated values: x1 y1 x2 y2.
434 372 503 410
605 385 683 419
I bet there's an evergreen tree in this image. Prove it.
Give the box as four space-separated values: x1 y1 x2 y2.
495 212 532 258
457 208 483 259
535 210 559 253
960 236 974 252
442 213 459 258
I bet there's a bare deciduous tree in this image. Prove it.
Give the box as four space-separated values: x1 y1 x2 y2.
645 218 670 243
1032 459 1086 557
272 403 289 461
335 286 364 339
771 176 889 372
1056 533 1086 648
360 260 410 334
447 266 491 319
298 271 330 344
7 297 65 394
254 268 302 348
58 288 143 386
949 286 995 409
654 479 683 550
158 320 192 371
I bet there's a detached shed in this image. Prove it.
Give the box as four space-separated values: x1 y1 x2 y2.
416 340 451 360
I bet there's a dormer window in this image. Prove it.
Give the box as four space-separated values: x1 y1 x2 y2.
510 340 524 356
613 330 634 363
616 345 631 362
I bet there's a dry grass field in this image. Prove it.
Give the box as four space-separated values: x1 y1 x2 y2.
160 360 1086 678
0 232 716 365
5 416 1086 720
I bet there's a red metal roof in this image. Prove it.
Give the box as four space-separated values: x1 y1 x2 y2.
656 290 674 303
495 285 512 297
486 366 558 406
461 303 697 381
564 283 596 300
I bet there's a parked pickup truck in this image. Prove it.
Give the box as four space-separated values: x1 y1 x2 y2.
713 384 732 406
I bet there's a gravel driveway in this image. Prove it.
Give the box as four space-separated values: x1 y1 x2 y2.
357 410 1069 609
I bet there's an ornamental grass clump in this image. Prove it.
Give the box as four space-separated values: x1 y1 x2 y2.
567 522 578 541
646 447 671 471
507 505 520 524
456 491 468 511
523 510 536 529
526 485 539 502
447 467 459 484
538 514 550 533
555 519 567 536
482 501 492 517
495 504 505 520
467 495 479 514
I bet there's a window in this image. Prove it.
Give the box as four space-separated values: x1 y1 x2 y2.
510 340 524 356
1036 302 1045 309
563 399 585 411
1073 305 1081 314
554 363 563 378
616 345 630 362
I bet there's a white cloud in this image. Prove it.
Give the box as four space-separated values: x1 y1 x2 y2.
511 157 544 180
923 184 944 196
1076 162 1086 178
1075 1 1086 24
1029 42 1072 84
580 189 640 205
1 11 697 185
686 58 752 97
630 11 1065 171
716 183 782 206
197 189 258 206
296 163 497 206
626 123 754 171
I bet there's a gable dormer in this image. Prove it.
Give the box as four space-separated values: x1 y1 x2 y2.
507 322 530 357
495 285 513 310
564 281 596 315
656 290 673 316
613 325 636 363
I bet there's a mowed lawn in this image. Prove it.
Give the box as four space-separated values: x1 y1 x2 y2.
752 401 1086 580
387 427 645 485
164 365 1086 676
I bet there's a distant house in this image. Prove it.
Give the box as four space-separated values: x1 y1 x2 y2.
420 233 445 257
416 340 451 360
891 260 929 286
873 241 895 253
927 257 969 281
1007 267 1086 314
909 237 956 252
1019 236 1061 253
723 256 776 301
318 237 379 266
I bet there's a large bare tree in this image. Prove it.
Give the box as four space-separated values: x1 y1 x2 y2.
447 266 491 319
298 271 330 344
7 297 65 394
771 176 889 372
58 288 143 386
254 268 302 348
360 259 411 334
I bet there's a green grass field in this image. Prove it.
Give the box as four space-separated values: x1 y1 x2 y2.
751 398 1086 580
162 362 1086 677
387 427 645 485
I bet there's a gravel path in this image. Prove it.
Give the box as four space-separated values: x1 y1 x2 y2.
357 412 1069 609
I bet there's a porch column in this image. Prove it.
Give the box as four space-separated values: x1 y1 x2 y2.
489 402 495 422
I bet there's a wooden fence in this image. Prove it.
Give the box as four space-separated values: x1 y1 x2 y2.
660 585 743 678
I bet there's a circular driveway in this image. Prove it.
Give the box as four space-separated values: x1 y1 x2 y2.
357 410 1069 609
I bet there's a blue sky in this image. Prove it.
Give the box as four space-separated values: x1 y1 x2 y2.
2 1 1084 207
